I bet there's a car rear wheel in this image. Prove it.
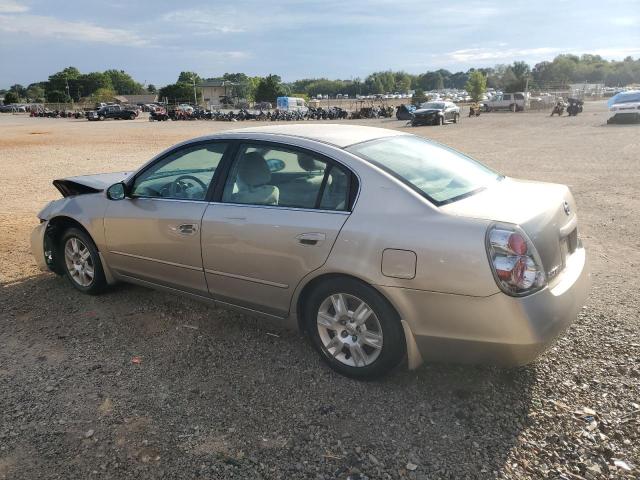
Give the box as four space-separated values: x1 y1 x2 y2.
305 278 405 379
453 113 459 124
59 228 107 295
98 115 105 121
129 113 136 120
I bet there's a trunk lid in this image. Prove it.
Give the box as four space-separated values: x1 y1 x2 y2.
440 178 578 281
53 171 130 197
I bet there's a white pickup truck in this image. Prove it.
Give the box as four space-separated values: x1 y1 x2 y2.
484 92 530 112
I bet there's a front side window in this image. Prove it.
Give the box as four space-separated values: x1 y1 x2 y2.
347 136 500 205
132 143 227 200
222 144 350 210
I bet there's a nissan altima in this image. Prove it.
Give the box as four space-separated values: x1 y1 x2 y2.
31 125 589 378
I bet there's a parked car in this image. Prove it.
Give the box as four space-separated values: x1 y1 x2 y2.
411 101 460 126
484 92 529 112
607 90 640 124
87 105 137 121
31 125 589 378
395 104 416 120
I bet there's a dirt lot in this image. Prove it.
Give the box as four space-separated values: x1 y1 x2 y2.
1 104 638 479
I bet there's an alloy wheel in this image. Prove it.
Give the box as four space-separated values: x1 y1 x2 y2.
316 293 383 367
63 237 94 287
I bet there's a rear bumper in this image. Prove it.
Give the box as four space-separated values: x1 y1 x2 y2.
378 247 590 368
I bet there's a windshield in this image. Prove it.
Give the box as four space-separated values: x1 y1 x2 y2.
347 135 501 205
421 102 445 110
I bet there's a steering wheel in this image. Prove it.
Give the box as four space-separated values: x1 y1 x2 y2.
169 175 208 198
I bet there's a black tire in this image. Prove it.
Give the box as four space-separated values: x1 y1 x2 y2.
58 228 107 295
304 278 406 379
439 116 444 125
129 113 136 120
453 113 459 124
98 115 105 121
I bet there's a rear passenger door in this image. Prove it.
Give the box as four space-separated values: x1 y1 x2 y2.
201 142 355 317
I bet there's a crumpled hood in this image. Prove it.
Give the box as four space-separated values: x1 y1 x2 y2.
414 108 442 116
53 171 131 197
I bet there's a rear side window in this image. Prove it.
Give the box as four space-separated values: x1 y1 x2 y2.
221 144 352 211
503 94 511 100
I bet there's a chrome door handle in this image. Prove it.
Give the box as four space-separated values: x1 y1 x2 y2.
296 232 326 246
171 223 199 235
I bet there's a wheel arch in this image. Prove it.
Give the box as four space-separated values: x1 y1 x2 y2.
44 216 115 283
294 271 423 370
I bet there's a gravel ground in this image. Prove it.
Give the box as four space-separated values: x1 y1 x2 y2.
0 104 638 479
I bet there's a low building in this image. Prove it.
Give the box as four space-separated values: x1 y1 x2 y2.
198 80 236 107
114 94 158 105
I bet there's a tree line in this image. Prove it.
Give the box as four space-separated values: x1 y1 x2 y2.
3 54 640 105
1 66 154 104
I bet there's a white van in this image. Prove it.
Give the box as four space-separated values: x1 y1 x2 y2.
276 97 309 113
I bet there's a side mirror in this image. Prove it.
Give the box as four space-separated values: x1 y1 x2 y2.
106 182 126 200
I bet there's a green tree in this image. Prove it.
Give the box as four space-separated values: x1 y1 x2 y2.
9 84 27 98
45 90 70 103
77 72 112 98
91 87 117 103
47 67 81 93
25 85 45 102
103 69 144 94
147 84 157 93
254 75 283 103
465 71 487 102
411 89 427 105
3 91 20 104
157 83 195 103
178 71 202 84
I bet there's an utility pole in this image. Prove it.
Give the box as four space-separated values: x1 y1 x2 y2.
192 75 198 106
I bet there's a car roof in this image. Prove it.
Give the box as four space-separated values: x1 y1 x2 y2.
211 124 408 148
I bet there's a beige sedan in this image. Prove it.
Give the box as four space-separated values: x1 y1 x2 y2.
31 125 590 378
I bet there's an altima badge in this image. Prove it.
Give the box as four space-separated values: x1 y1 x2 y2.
563 201 571 216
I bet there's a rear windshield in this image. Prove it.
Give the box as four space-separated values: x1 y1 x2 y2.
347 135 500 205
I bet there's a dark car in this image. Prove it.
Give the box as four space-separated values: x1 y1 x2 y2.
395 104 416 120
411 101 460 126
87 105 137 121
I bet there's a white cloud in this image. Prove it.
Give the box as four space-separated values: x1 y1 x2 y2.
0 14 147 46
589 47 640 59
610 16 637 26
161 9 245 33
0 0 27 13
445 47 561 63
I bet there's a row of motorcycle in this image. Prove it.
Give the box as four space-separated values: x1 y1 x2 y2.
30 109 86 118
153 106 394 122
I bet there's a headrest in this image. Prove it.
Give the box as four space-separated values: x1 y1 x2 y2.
238 151 271 187
298 154 324 172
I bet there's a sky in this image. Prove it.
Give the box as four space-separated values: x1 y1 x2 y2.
1 0 639 88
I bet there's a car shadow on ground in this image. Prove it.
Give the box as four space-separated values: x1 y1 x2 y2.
1 273 536 478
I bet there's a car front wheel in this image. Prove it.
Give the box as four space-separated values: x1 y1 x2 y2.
59 228 107 295
305 278 406 379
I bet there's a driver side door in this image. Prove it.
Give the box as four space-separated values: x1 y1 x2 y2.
103 141 229 295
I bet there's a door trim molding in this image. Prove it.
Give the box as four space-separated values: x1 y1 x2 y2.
110 250 203 271
204 268 289 289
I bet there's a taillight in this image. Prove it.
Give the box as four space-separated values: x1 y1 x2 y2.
486 224 546 296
